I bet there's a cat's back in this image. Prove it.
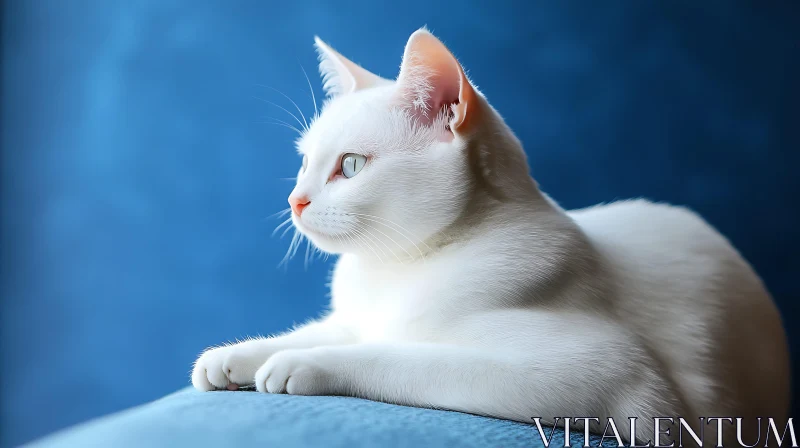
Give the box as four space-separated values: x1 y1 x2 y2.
566 199 772 309
568 198 790 423
568 199 723 255
567 199 766 293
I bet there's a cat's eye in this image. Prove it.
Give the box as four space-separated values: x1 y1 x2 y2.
341 153 367 178
301 155 308 172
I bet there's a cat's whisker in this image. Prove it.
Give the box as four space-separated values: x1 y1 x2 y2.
279 230 301 267
348 213 429 247
353 229 383 264
337 232 358 258
315 244 327 262
341 232 361 258
304 238 312 269
359 222 409 264
349 228 385 265
280 224 295 239
265 117 304 132
272 217 293 237
334 233 347 254
267 208 292 219
256 84 310 131
291 233 304 259
347 214 429 261
262 119 303 136
255 96 308 134
362 225 404 264
299 64 319 121
355 226 392 263
344 234 363 258
288 233 299 255
354 217 423 262
357 213 434 253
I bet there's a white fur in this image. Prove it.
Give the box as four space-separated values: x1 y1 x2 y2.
193 29 789 445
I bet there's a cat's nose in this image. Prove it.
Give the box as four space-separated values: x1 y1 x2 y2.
289 195 311 217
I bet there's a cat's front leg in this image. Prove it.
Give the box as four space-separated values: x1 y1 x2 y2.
254 341 680 445
255 344 497 398
191 319 356 391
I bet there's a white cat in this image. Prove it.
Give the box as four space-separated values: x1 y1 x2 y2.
192 28 790 445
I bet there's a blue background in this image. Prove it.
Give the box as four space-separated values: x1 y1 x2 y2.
2 1 798 446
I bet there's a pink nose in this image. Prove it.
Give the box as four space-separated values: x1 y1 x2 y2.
289 195 310 217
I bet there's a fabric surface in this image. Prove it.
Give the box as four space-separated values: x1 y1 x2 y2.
28 388 619 448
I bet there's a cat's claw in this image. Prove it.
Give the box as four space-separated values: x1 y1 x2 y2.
254 348 332 395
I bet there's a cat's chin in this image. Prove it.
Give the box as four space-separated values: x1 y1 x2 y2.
294 226 343 254
304 236 340 254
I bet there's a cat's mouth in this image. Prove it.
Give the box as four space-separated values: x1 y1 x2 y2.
293 212 355 238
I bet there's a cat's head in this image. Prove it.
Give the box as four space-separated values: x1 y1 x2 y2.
286 28 526 261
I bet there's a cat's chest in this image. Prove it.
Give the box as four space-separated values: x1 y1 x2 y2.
328 255 444 342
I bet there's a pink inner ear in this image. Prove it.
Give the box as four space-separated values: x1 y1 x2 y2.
427 71 460 120
397 30 465 128
407 85 459 129
404 62 462 130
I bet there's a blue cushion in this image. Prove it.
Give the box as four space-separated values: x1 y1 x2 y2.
28 388 616 447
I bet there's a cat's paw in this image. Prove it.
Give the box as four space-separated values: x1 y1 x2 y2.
192 341 272 391
254 348 333 395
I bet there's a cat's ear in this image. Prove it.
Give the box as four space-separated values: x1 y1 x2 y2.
314 36 392 97
396 28 481 134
